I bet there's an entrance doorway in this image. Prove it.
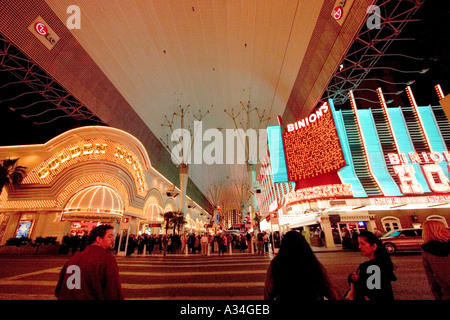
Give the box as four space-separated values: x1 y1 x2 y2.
332 221 368 245
70 221 102 236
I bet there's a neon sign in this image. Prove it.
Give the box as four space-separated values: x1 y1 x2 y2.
31 140 147 194
286 102 329 132
284 184 353 205
427 195 450 202
388 152 450 194
38 143 107 179
282 103 346 182
388 152 450 164
392 165 424 194
371 197 401 205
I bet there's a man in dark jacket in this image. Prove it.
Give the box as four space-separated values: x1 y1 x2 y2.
55 224 124 300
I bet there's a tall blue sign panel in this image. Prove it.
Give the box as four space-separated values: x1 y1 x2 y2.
267 125 289 183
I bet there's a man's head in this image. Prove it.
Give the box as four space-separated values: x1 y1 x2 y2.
88 224 115 250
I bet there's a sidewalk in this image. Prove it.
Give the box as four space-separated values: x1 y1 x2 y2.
125 244 348 257
311 245 345 253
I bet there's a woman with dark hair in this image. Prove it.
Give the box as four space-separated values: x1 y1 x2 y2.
264 230 340 301
347 231 396 301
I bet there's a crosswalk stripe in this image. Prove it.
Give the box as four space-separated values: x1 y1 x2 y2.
0 293 263 301
0 255 269 300
0 280 56 286
120 270 266 276
122 282 265 290
0 293 56 300
0 268 267 280
0 267 61 284
116 257 272 263
131 296 262 300
0 280 265 289
117 262 269 268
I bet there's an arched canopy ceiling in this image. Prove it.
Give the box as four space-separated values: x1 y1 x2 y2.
0 0 372 207
45 0 329 196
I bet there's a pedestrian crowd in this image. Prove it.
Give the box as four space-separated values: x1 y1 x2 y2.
54 221 450 301
105 231 276 256
59 229 278 257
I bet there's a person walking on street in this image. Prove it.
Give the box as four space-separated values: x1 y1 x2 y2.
342 227 351 250
218 234 225 255
55 224 124 300
239 234 248 252
421 220 450 300
188 233 196 254
194 234 201 254
223 234 228 254
201 233 209 256
161 234 169 256
257 232 264 255
154 235 161 254
346 231 396 301
264 230 340 301
213 234 219 253
263 232 269 253
180 233 187 254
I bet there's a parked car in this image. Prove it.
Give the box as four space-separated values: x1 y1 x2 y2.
380 228 423 254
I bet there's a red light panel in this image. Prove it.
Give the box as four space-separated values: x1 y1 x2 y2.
282 109 346 182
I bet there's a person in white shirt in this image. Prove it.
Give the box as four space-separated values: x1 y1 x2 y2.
201 233 209 256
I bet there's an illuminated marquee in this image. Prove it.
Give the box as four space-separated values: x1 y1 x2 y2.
25 139 148 194
388 152 450 194
284 184 353 205
371 197 401 205
427 195 450 202
283 102 346 182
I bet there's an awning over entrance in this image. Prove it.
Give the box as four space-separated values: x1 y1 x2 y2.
280 213 319 229
62 185 124 221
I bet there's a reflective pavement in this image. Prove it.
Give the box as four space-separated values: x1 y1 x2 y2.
0 249 433 300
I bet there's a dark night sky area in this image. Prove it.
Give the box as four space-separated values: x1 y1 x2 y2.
386 0 450 106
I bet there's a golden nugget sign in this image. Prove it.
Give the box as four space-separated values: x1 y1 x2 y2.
31 139 147 194
284 184 353 205
37 143 107 178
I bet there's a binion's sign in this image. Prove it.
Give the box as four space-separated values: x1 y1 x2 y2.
282 101 346 182
388 152 450 194
286 101 329 132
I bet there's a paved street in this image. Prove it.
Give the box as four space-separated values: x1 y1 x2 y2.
0 249 433 300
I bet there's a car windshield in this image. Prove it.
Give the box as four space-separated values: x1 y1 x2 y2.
382 230 401 238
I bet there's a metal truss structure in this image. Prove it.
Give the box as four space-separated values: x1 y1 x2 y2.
321 0 425 107
0 33 104 126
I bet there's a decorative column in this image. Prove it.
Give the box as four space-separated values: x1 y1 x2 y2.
320 215 336 248
179 163 189 232
213 205 218 232
247 162 259 233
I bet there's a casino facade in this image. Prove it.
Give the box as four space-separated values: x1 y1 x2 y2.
258 85 450 248
0 126 210 245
